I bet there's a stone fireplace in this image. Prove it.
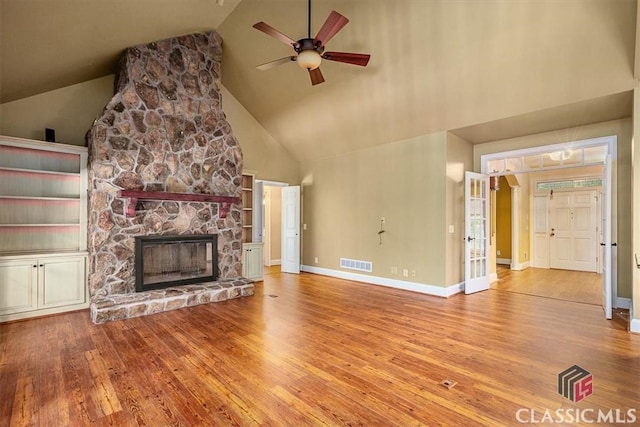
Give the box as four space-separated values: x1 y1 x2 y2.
86 31 253 324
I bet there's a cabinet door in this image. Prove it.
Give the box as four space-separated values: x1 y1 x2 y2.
242 243 263 281
38 256 86 309
249 245 263 279
0 260 37 315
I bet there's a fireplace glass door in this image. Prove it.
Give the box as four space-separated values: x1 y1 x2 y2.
135 234 218 292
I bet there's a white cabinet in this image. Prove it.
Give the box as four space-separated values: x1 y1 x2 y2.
0 255 87 321
242 243 264 281
0 135 89 322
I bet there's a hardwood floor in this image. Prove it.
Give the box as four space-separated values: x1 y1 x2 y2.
1 271 639 426
492 265 602 305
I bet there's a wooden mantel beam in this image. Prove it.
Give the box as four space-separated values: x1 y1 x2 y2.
118 190 241 218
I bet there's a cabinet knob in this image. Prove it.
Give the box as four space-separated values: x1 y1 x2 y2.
39 264 44 267
33 265 37 268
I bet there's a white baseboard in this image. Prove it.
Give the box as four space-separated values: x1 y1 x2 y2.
490 272 498 284
511 261 530 271
267 260 281 266
496 258 512 265
616 297 631 310
301 265 463 297
631 318 640 333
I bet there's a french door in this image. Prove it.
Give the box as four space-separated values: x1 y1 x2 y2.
464 172 490 294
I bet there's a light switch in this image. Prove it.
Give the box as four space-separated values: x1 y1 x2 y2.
449 225 455 233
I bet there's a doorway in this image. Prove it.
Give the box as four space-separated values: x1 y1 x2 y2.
257 180 301 275
259 181 286 274
493 172 603 305
481 135 615 318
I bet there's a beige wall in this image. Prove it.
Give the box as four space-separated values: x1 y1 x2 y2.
0 75 113 146
518 177 531 265
264 186 282 263
0 75 299 186
301 132 449 287
474 118 632 299
496 176 512 260
446 132 474 286
220 87 298 185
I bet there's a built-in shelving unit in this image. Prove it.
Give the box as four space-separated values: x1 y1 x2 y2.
241 173 254 244
241 171 263 281
0 135 89 322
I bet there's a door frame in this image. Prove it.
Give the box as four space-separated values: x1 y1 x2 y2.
480 135 617 318
257 180 289 267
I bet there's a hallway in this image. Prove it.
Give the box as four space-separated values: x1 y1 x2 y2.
492 265 602 305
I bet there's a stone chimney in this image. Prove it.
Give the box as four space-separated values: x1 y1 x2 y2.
85 31 253 324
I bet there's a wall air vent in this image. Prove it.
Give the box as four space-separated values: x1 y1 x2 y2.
340 258 373 273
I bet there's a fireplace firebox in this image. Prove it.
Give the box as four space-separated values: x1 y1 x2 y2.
135 234 218 292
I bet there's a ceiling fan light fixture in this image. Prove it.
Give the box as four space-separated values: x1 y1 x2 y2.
296 50 322 70
549 149 572 161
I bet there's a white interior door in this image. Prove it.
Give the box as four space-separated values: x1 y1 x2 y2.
602 155 612 319
281 186 300 274
465 172 490 294
532 195 549 268
549 190 597 272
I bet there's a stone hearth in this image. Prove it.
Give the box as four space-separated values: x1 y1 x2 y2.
86 31 253 324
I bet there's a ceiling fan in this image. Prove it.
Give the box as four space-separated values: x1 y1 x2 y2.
252 0 371 85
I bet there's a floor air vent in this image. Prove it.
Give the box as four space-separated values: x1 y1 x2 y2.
340 258 373 273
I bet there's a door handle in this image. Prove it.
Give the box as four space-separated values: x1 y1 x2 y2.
467 236 475 242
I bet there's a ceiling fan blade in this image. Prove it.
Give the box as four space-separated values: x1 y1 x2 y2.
313 11 349 49
309 68 325 85
257 56 296 70
253 22 298 48
322 51 371 67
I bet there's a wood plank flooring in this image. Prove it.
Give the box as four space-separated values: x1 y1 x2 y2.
1 271 639 426
492 265 602 305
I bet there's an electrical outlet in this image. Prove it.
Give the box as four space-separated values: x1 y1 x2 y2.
448 225 455 233
314 257 318 264
497 249 501 256
402 269 409 277
303 224 307 230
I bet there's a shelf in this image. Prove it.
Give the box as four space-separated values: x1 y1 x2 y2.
118 190 241 218
0 250 88 260
0 166 80 178
241 173 255 244
0 224 80 227
0 195 81 201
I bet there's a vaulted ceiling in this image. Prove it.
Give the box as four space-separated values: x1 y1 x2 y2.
1 0 637 162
